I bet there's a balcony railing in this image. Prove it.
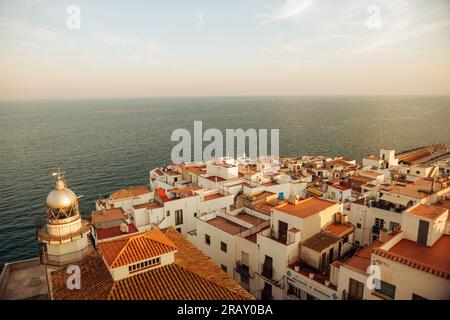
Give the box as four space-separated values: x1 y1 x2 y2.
236 261 251 278
342 290 362 300
261 264 273 280
268 230 295 245
36 221 91 243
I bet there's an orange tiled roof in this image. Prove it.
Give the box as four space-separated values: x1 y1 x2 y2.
109 264 247 300
98 229 177 268
110 185 150 200
162 227 255 300
51 227 254 300
51 252 114 300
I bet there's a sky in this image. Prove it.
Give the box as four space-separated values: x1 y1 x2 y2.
0 0 449 99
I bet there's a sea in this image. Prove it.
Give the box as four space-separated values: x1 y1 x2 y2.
0 95 449 268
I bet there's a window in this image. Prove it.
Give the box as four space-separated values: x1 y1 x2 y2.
166 210 170 217
221 264 227 272
175 209 183 225
374 218 385 228
389 222 400 231
194 212 197 217
348 278 364 300
220 241 227 253
176 228 181 233
357 223 361 229
355 240 360 246
375 281 396 299
205 234 210 245
416 171 420 175
241 274 249 288
128 257 161 273
373 218 385 238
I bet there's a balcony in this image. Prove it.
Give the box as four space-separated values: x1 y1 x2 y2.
236 261 251 278
342 290 362 300
288 260 337 291
261 264 273 280
36 220 91 244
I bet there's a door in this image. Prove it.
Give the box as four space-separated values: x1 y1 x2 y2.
321 252 327 271
262 255 273 279
348 278 364 300
329 247 334 264
278 220 288 243
417 220 429 246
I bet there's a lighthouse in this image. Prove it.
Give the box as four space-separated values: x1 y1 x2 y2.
37 170 92 265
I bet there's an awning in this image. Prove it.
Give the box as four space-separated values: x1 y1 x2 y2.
307 188 323 197
379 193 411 207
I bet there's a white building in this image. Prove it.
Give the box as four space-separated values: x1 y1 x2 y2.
336 200 450 300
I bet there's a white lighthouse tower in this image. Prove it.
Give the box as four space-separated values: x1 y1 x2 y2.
37 170 91 265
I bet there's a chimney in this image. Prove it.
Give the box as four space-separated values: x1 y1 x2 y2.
120 223 129 233
335 212 342 224
379 229 389 243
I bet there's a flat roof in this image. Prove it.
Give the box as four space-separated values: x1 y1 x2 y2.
358 170 382 178
374 235 450 278
96 224 139 240
0 258 48 300
207 216 248 235
92 208 125 224
382 179 448 199
433 199 450 212
344 241 382 273
275 197 336 219
132 201 163 210
409 204 447 220
323 223 355 237
349 175 375 184
203 193 225 201
302 232 340 252
110 185 150 200
235 212 267 226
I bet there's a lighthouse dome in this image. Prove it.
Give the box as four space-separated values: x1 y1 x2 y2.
45 170 80 220
46 188 78 209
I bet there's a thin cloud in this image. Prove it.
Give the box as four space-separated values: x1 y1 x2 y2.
195 11 205 30
94 31 161 53
256 0 314 26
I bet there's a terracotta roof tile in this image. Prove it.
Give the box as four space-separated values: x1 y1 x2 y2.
51 227 254 300
51 252 114 300
98 229 177 268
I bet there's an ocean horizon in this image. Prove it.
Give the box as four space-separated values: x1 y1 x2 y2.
0 95 449 268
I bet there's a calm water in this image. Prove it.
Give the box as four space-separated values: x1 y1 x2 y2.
0 95 449 267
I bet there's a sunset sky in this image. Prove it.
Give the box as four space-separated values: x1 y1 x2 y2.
0 0 449 99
